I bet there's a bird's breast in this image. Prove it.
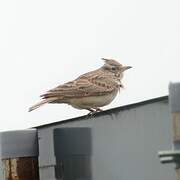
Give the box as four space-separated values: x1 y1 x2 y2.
69 89 119 109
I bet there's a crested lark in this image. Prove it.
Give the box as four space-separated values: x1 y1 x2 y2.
29 58 132 114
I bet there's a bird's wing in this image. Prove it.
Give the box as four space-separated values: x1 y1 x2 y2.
41 70 117 99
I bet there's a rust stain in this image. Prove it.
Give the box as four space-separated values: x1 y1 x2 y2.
2 157 39 180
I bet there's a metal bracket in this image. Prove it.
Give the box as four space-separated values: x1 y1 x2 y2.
158 150 180 164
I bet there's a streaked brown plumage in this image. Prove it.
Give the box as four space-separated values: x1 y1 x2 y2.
29 58 132 113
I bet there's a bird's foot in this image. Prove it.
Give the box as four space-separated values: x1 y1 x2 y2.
94 107 103 112
87 111 96 116
86 108 103 116
87 108 96 116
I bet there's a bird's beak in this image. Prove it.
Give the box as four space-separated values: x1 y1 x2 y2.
122 66 132 71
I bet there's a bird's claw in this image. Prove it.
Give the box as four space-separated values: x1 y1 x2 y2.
87 108 103 116
87 111 96 116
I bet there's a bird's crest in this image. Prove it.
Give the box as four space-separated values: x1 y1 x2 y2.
101 58 122 67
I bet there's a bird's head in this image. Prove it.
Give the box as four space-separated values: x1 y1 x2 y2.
102 58 132 77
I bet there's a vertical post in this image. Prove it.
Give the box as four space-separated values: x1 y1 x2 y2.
0 129 39 180
169 82 180 180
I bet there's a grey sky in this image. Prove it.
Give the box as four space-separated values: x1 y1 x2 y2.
0 0 180 130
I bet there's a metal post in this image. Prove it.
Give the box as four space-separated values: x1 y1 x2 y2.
158 82 180 180
170 83 180 180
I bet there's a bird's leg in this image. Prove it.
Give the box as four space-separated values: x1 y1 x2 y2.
87 108 95 112
86 108 103 116
87 108 96 116
94 107 103 112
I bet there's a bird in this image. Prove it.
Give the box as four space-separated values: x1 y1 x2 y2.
29 58 132 114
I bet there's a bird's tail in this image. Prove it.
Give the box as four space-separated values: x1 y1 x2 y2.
28 97 57 112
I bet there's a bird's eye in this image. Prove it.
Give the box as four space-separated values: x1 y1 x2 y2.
112 67 116 71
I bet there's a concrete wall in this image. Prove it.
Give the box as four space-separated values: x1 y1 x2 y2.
37 97 175 180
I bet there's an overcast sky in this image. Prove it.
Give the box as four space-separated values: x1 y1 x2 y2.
0 0 180 131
